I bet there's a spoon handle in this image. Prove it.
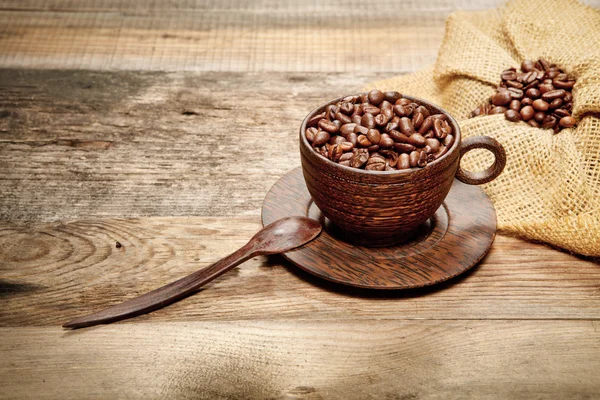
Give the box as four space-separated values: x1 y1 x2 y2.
63 244 255 329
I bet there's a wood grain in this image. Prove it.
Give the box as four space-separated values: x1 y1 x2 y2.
2 217 600 328
0 0 512 72
0 69 383 222
1 321 600 399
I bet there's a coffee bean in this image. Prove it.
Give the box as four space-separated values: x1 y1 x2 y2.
335 111 352 125
508 87 524 99
412 112 424 130
357 134 372 147
553 79 575 90
313 130 331 146
347 132 358 146
340 123 357 137
340 142 354 152
521 97 533 106
491 106 507 114
397 153 410 169
433 118 445 139
528 119 540 128
319 119 339 133
307 112 326 127
425 138 440 152
389 130 409 143
534 111 546 122
501 70 517 81
393 104 412 118
354 124 369 135
374 113 390 126
399 117 415 135
328 144 343 162
330 135 346 145
361 113 376 129
541 89 566 102
407 133 426 147
415 106 430 119
417 151 428 168
368 144 380 153
365 153 386 171
418 116 434 135
379 134 394 149
306 127 318 142
542 115 557 129
521 60 536 72
506 80 524 89
362 104 381 116
559 116 576 128
409 151 420 167
351 114 362 124
394 143 416 153
384 121 399 133
349 148 369 168
505 109 521 122
554 109 570 118
520 105 535 121
509 100 521 111
383 91 401 103
532 99 549 111
548 98 563 110
368 89 384 106
492 90 512 106
563 92 573 102
339 152 353 162
339 102 354 115
526 88 541 98
367 129 381 145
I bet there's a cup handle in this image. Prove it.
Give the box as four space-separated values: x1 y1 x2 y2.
455 136 506 185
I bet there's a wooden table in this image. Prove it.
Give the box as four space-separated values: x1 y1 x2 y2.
1 1 600 398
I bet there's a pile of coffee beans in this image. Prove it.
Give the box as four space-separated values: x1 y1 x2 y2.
471 58 576 133
304 90 454 171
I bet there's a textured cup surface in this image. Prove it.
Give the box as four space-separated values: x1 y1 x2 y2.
299 95 461 247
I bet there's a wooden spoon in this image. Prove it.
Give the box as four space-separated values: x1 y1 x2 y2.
63 217 321 329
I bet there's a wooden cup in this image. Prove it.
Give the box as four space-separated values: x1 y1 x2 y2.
299 94 506 247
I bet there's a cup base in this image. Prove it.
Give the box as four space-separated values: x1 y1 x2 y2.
308 203 435 248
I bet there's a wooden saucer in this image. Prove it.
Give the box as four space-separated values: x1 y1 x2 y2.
261 167 497 290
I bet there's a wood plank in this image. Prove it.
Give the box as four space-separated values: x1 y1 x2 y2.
2 217 599 327
0 0 513 72
1 320 599 399
0 69 390 222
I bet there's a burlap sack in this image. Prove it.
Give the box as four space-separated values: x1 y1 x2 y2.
366 0 600 256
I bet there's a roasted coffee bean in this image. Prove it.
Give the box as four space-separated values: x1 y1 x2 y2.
559 116 576 128
526 88 541 98
412 112 424 130
354 124 369 135
532 99 549 111
563 92 573 102
328 144 343 162
491 106 507 114
542 115 558 129
357 134 372 147
397 153 410 169
394 142 416 153
393 104 412 118
362 104 381 116
374 113 390 126
425 138 440 152
415 106 430 119
521 97 533 106
368 144 380 153
398 117 415 135
418 116 434 134
501 70 517 81
509 99 521 111
365 153 386 171
389 130 409 143
313 130 330 146
548 98 563 110
433 118 444 139
492 90 512 106
407 133 426 147
307 112 326 127
534 111 546 123
554 109 570 118
351 114 362 124
539 58 551 71
339 152 353 162
541 89 566 102
367 89 384 106
409 151 420 167
319 119 339 133
384 121 399 133
305 127 318 142
520 105 535 121
347 132 358 146
506 80 524 89
508 87 524 99
330 135 346 145
379 134 394 149
433 145 448 159
521 60 536 72
383 91 402 103
325 105 338 120
361 113 376 129
505 109 521 122
340 142 354 152
528 120 540 128
358 93 369 104
417 151 428 168
339 102 354 115
340 123 357 137
367 129 381 145
443 134 455 148
335 111 352 125
553 79 575 90
539 83 554 94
